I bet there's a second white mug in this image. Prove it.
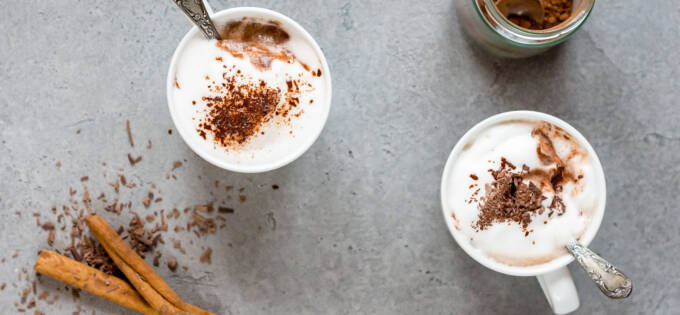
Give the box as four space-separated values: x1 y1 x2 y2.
440 110 607 314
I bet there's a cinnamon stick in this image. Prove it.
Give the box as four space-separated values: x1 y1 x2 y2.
34 250 156 315
98 240 182 314
85 216 213 315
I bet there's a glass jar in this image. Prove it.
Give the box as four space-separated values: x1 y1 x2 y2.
455 0 596 58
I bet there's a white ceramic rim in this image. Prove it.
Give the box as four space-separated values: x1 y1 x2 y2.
166 7 333 173
440 110 607 277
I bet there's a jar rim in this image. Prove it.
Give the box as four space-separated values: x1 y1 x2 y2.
475 0 596 47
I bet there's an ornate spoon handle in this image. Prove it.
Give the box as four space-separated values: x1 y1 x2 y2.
172 0 221 40
567 241 632 299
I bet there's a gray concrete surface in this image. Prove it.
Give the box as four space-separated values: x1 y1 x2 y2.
0 0 678 314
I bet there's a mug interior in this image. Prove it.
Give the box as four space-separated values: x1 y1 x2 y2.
166 7 332 173
440 111 606 276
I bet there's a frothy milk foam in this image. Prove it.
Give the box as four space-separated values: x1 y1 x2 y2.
170 16 330 168
445 120 601 266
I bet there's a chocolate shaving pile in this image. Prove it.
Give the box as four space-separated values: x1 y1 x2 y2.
70 236 117 275
197 75 280 146
472 124 580 233
474 163 549 231
125 213 165 257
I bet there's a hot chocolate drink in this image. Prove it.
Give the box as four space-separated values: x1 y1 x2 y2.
169 15 330 169
446 120 601 266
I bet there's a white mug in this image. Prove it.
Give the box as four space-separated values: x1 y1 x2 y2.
166 7 332 173
440 111 607 314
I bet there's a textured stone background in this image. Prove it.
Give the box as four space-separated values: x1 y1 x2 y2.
0 1 677 314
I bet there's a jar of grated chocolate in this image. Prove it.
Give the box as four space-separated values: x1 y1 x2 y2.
455 0 595 58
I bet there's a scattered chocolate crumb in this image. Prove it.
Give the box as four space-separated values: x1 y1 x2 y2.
72 288 80 300
167 258 178 271
239 195 246 203
21 288 30 303
218 207 234 214
127 154 142 166
37 291 48 300
172 161 183 171
153 252 162 267
469 174 478 180
126 120 134 147
199 248 212 264
56 162 61 167
41 222 55 231
47 230 55 246
272 185 279 190
142 197 150 208
194 205 209 212
168 129 173 135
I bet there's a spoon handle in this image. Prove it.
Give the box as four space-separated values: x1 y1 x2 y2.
567 241 632 299
172 0 221 40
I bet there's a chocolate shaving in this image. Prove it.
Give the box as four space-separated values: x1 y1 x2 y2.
127 154 142 166
141 197 150 208
199 248 212 264
153 252 161 267
125 120 134 147
172 161 183 171
218 207 234 214
41 222 55 231
167 258 178 272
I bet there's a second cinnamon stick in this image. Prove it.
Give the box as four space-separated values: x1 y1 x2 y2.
85 216 213 315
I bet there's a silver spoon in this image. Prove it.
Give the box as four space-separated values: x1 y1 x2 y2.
567 241 632 299
172 0 221 40
495 0 545 24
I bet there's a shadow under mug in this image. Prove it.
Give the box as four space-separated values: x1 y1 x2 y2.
440 111 607 314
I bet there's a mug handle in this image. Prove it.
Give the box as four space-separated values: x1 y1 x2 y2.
536 267 579 314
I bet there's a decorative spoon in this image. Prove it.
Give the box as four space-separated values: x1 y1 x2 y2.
494 0 545 24
567 241 632 299
172 0 221 40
